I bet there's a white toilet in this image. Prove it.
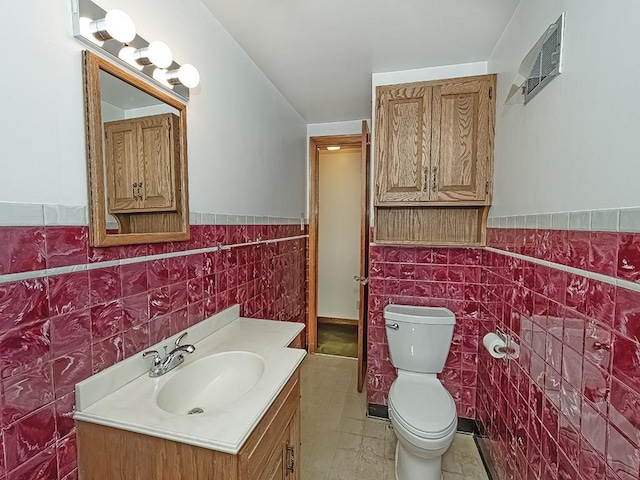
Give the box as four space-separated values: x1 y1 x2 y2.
384 304 458 480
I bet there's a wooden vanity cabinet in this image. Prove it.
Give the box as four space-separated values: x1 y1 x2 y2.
104 112 180 214
374 74 496 246
76 369 301 480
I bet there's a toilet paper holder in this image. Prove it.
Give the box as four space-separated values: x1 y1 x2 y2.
494 328 517 356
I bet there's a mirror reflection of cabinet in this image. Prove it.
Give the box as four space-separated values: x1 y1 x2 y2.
83 50 190 246
104 113 180 213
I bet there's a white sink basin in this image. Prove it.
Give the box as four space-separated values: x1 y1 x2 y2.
156 351 265 415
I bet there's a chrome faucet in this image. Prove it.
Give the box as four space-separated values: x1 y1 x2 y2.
142 332 196 377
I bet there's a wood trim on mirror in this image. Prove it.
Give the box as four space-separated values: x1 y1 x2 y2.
82 50 190 247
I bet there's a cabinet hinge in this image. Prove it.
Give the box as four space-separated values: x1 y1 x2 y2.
485 181 490 194
489 87 493 100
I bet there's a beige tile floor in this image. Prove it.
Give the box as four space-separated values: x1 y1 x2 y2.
300 354 489 480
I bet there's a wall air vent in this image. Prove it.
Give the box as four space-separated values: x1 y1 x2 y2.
505 13 565 105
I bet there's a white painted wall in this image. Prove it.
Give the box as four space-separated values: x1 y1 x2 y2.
372 62 489 88
489 0 640 217
307 121 365 137
318 150 361 320
0 0 306 218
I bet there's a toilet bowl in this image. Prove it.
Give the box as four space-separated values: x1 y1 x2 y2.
389 372 457 479
384 305 458 480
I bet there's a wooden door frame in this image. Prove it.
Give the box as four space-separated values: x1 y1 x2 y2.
308 134 363 354
357 121 371 392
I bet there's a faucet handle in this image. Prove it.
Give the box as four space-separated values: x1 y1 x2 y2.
175 332 189 347
142 350 162 366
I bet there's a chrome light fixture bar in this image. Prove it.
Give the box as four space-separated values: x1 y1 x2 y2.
71 0 200 101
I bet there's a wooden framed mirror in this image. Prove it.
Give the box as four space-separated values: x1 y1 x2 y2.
82 50 190 247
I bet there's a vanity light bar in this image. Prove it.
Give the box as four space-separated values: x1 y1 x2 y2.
70 0 200 100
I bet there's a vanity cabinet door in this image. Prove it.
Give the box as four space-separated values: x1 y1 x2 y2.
238 371 300 480
284 403 300 480
104 113 179 214
264 413 299 480
262 428 288 480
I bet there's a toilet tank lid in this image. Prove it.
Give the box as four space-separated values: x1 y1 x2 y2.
384 305 455 325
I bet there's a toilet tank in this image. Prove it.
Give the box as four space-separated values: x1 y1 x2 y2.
384 305 456 374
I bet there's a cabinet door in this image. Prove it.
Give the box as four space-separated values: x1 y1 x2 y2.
261 428 288 480
138 114 178 211
263 409 299 480
285 404 300 480
104 122 140 212
430 76 494 202
375 84 432 204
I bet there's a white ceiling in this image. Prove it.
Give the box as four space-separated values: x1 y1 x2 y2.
100 70 164 110
200 0 521 123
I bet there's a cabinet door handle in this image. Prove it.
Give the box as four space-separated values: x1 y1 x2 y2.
432 166 438 193
286 442 295 474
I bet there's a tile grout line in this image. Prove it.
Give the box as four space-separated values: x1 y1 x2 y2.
0 234 308 285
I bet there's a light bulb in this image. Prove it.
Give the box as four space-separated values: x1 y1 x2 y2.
166 64 201 88
133 41 173 68
79 17 104 46
118 46 144 71
177 64 200 88
89 9 136 43
327 146 341 151
104 10 136 43
153 68 174 89
147 41 173 68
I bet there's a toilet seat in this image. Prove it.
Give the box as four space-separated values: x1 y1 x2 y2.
388 376 457 441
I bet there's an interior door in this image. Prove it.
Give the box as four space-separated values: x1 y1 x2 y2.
357 120 371 392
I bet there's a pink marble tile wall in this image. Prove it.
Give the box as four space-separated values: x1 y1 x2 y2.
487 228 640 284
0 224 307 480
478 228 640 480
367 246 484 419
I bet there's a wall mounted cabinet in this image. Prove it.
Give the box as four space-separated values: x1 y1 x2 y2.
104 113 181 214
374 74 496 246
375 74 494 206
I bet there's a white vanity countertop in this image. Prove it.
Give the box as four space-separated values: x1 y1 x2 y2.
74 305 306 454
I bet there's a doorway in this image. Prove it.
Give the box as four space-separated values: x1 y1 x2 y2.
308 121 371 391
